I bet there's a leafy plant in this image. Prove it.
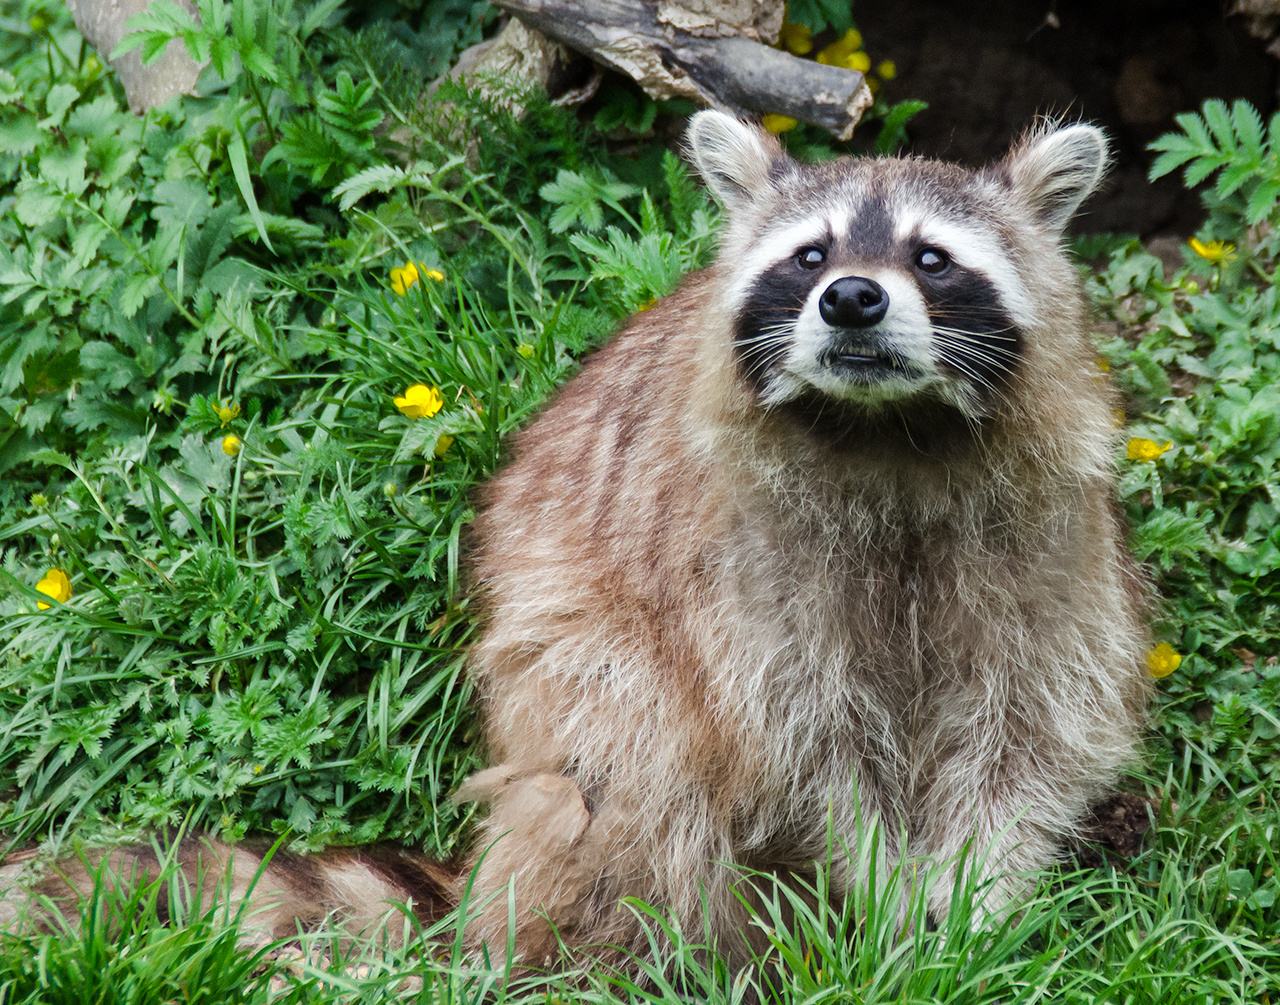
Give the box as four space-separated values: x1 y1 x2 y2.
0 0 717 853
1090 99 1280 815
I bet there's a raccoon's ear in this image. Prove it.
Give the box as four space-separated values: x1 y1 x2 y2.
685 111 788 214
999 123 1110 235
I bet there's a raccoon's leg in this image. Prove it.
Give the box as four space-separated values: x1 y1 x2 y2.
910 737 1116 924
455 765 762 970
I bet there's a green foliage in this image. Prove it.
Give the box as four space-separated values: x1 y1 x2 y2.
0 0 716 852
784 0 855 36
874 98 928 155
1089 99 1280 810
1148 99 1280 226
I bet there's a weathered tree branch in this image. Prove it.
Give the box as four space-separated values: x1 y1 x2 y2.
491 0 873 139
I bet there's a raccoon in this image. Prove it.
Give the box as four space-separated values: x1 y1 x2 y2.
3 112 1150 968
453 111 1151 965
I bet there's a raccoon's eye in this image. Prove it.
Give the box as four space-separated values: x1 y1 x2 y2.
796 247 826 270
916 247 951 275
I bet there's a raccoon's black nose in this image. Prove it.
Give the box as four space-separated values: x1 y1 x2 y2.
819 276 889 328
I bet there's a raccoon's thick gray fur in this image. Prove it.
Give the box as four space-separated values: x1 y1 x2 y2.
4 112 1151 968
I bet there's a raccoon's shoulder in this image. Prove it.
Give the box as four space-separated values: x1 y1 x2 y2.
472 269 723 539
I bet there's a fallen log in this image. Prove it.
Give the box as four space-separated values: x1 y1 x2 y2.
491 0 873 139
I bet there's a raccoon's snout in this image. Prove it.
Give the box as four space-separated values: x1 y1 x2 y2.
819 276 888 329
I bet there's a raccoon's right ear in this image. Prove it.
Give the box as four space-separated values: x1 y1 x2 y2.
685 111 789 214
998 122 1111 235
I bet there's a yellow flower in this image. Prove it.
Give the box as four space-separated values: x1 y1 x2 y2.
1188 238 1236 264
36 568 71 610
877 59 897 80
394 383 444 419
221 435 242 456
762 114 798 135
844 51 871 72
433 434 454 458
1126 437 1172 462
816 28 862 65
779 21 812 55
391 262 444 295
390 261 419 295
1145 642 1182 679
217 402 240 425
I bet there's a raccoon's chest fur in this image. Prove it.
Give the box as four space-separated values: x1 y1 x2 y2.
708 476 1040 855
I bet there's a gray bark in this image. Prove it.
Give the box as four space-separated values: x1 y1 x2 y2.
491 0 872 139
65 0 205 114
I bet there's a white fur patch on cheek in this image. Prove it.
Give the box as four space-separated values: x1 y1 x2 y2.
721 219 830 312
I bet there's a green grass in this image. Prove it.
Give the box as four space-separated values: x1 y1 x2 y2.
1 1 1278 1001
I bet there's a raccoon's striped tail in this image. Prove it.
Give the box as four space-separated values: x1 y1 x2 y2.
0 836 459 945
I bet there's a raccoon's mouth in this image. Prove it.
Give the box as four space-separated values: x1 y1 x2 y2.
822 345 905 374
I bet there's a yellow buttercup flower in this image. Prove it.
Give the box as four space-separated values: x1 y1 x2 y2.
1188 238 1236 264
36 568 71 610
1126 437 1172 462
394 384 444 419
816 28 862 65
221 435 242 456
433 434 454 458
762 114 798 135
877 59 897 80
217 402 240 425
390 262 420 295
779 21 812 55
844 51 871 72
391 262 444 295
1145 643 1182 678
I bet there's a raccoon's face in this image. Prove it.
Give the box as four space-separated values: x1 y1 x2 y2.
687 112 1108 424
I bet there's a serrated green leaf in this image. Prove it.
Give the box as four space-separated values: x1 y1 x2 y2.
1232 98 1265 158
1202 99 1236 153
118 271 159 318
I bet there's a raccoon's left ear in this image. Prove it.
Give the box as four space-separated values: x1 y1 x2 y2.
685 110 790 215
998 123 1110 235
